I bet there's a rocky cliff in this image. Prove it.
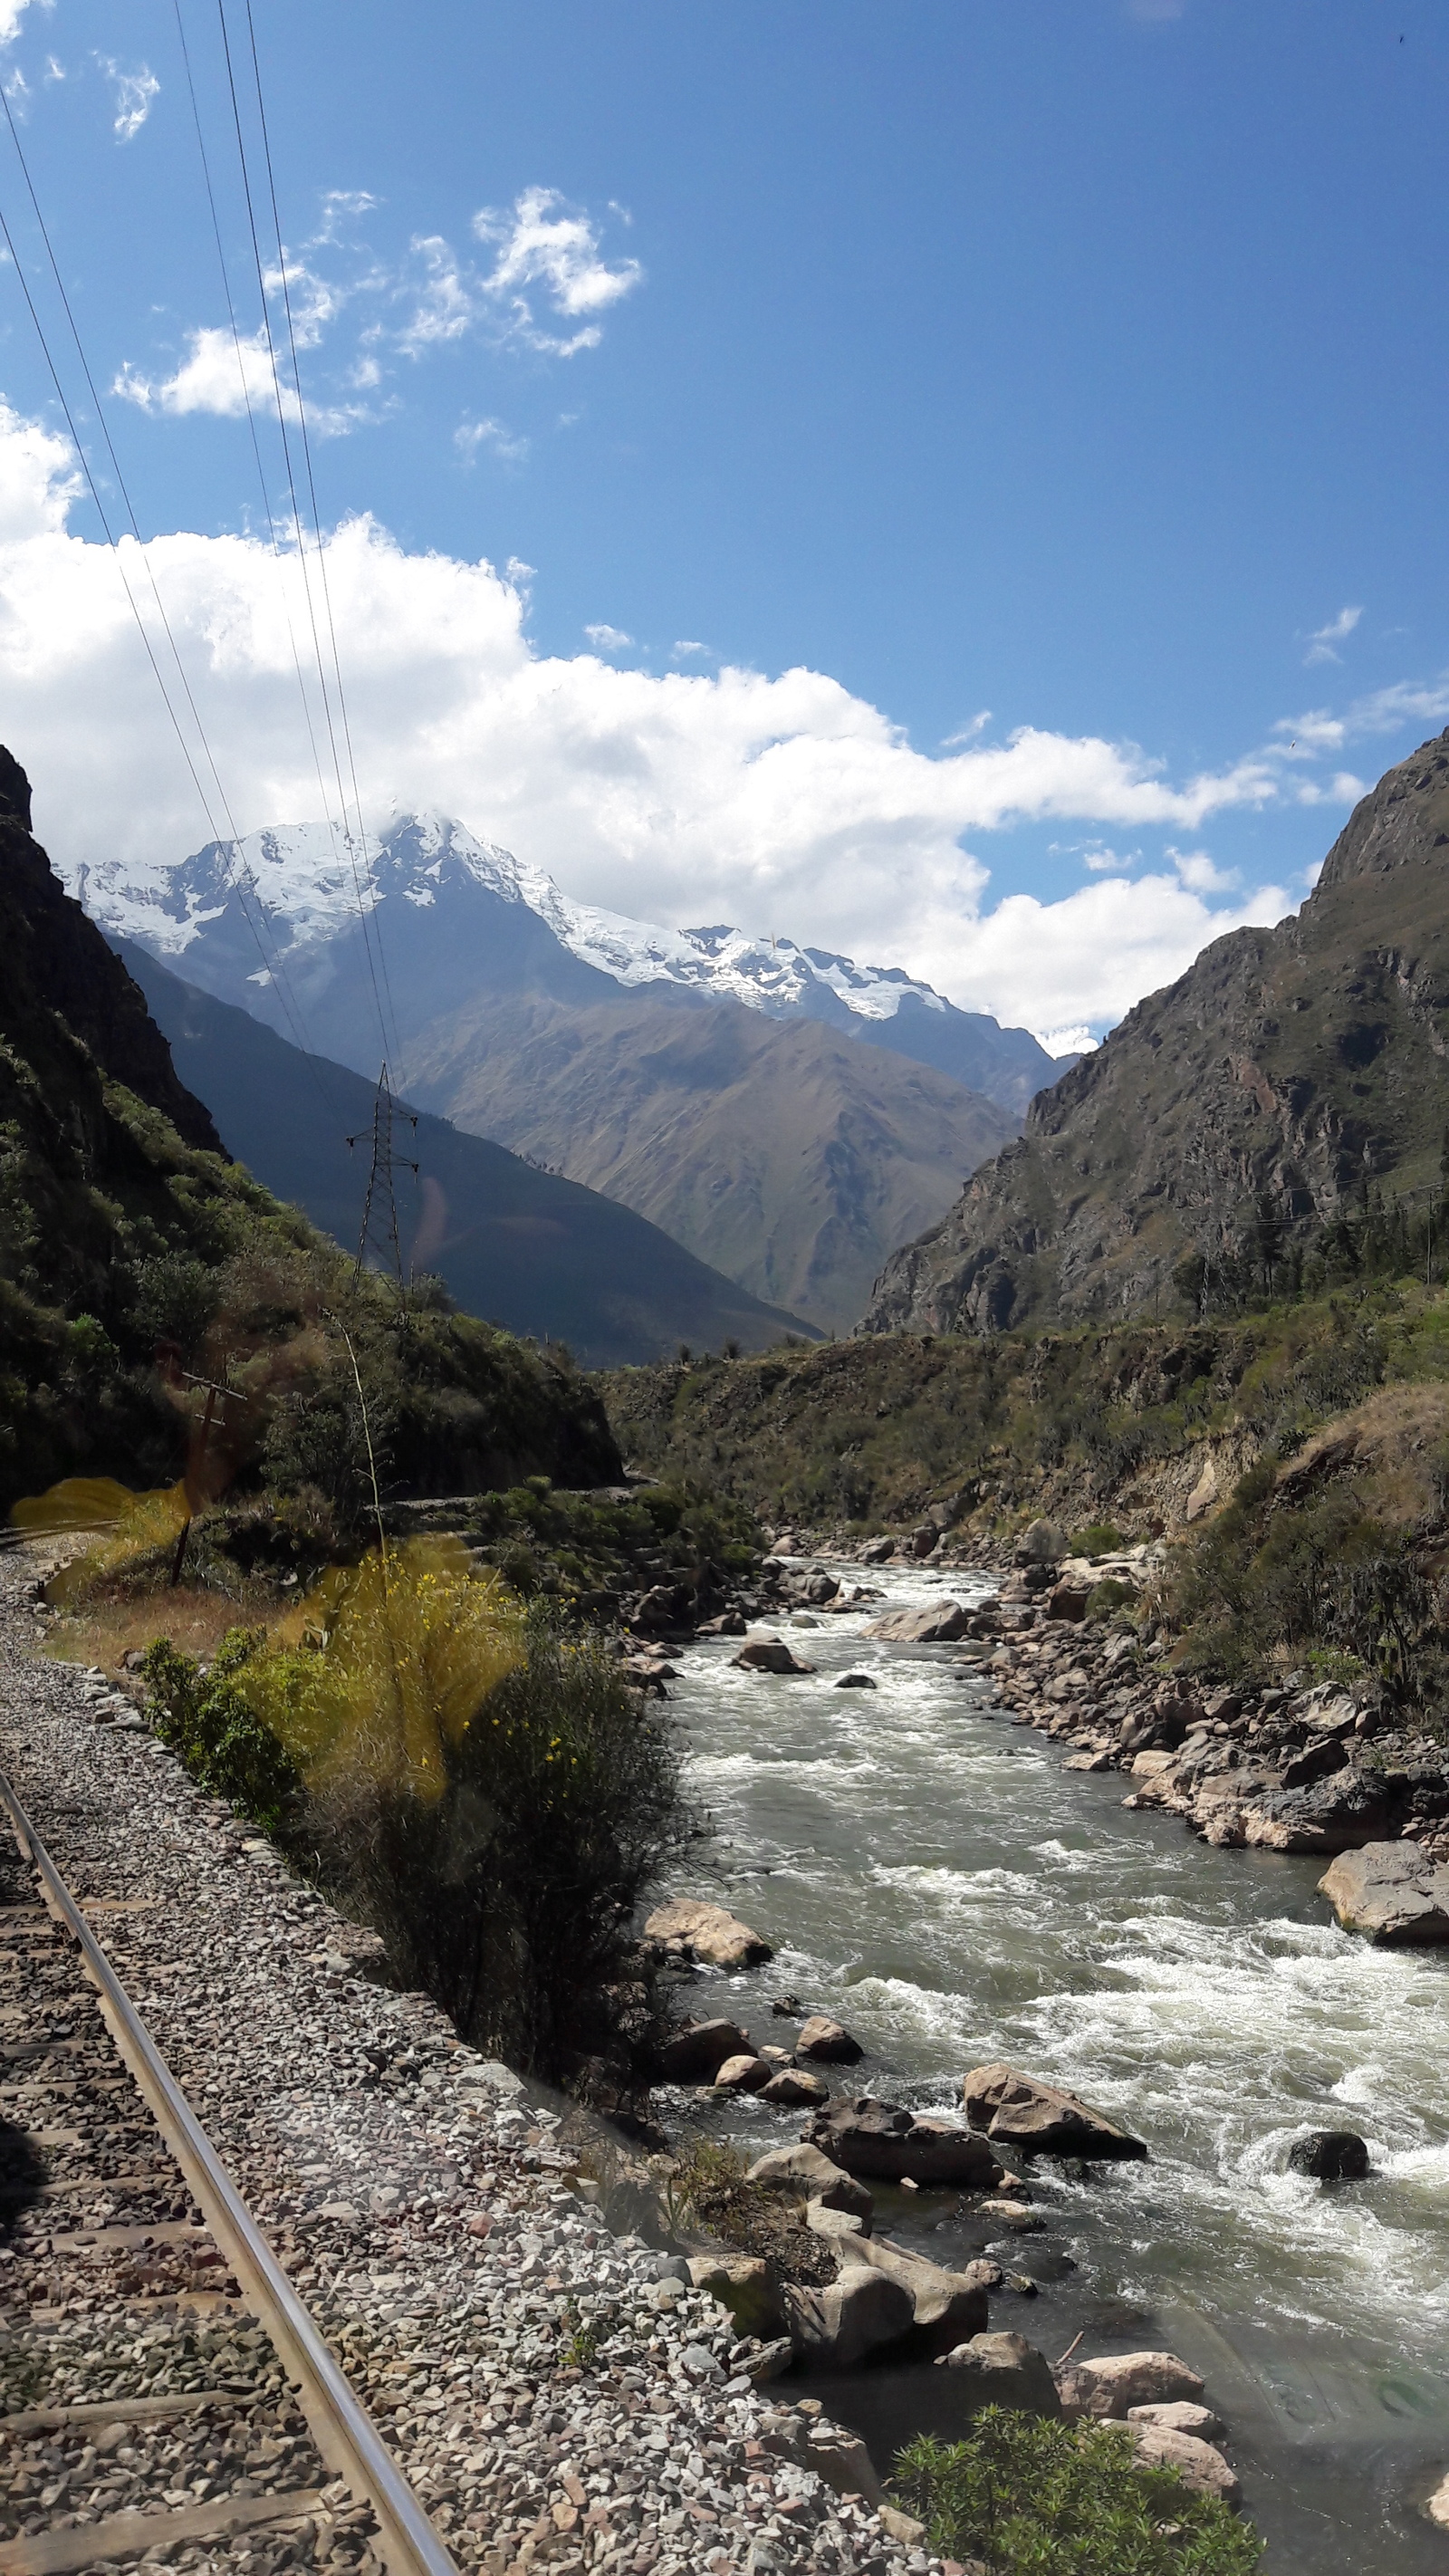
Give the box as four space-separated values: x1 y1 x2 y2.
861 733 1449 1335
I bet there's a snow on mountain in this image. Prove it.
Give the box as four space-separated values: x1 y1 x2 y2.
72 807 964 1030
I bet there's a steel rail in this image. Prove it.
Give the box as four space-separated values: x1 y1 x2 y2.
0 1766 461 2576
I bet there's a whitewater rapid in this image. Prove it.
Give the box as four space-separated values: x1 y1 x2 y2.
663 1557 1449 2572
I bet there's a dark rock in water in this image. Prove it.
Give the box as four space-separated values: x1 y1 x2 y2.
806 2097 1004 2187
732 1637 816 1674
795 2014 864 2063
963 2062 1148 2161
1288 2129 1371 2180
836 1672 878 1689
1241 1768 1399 1854
657 2016 752 2080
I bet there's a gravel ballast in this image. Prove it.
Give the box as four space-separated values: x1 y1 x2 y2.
0 1554 936 2576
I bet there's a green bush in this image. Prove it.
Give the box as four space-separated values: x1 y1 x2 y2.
895 2412 1262 2576
142 1629 302 1832
1070 1523 1127 1556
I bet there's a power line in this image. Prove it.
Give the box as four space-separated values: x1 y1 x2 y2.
239 0 403 1078
0 90 323 1072
213 0 397 1077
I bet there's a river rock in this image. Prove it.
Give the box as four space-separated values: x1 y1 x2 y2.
795 2014 864 2063
712 2052 772 2092
760 2067 830 2107
806 2097 1005 2187
1131 2424 1240 2505
657 2016 753 2079
840 2236 992 2357
733 1637 816 1675
644 1899 773 1970
1426 2468 1449 2531
835 1672 878 1689
1281 1735 1349 1790
782 2264 914 2368
747 2143 874 2226
1288 2128 1371 2178
1017 1519 1067 1565
1128 2400 1224 2439
859 1537 894 1563
1240 1769 1398 1854
1317 1842 1449 1943
860 1600 970 1643
963 2062 1148 2160
1060 2350 1204 2419
686 2253 786 2340
937 2331 1062 2416
806 2200 864 2241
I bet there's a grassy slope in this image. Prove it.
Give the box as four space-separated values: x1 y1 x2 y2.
600 1283 1449 1541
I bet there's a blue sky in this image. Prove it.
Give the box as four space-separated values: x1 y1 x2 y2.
0 0 1445 1045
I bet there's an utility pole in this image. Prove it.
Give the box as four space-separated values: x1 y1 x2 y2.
348 1063 419 1312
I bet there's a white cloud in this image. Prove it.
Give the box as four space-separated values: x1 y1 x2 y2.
672 639 707 658
1304 602 1362 666
942 710 993 746
98 57 158 141
1080 841 1141 873
1169 845 1240 893
0 396 1416 1045
454 415 528 466
473 187 641 355
0 2 35 46
584 622 633 651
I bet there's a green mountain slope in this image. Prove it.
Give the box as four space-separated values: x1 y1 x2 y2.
862 732 1449 1336
119 943 817 1369
0 748 619 1505
402 985 1017 1333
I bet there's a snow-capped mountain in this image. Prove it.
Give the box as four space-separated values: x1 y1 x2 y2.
70 810 1063 1110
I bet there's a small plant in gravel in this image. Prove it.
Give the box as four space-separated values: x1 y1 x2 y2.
894 2414 1262 2576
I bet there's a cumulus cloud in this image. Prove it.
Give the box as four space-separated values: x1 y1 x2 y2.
98 57 158 141
0 396 1405 1042
0 2 34 46
584 622 632 651
1304 602 1362 666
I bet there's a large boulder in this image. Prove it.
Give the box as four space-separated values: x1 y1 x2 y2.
1318 1843 1449 1943
795 2014 864 2063
760 2067 830 2107
1060 2350 1205 2420
1017 1519 1068 1565
747 2143 874 2228
782 2264 914 2369
1129 2424 1240 2507
962 2063 1147 2161
937 2331 1061 2415
657 2017 752 2080
1288 2129 1370 2179
712 2052 772 2092
1240 1769 1399 1854
840 2236 992 2358
805 2098 1005 2188
644 1899 773 1970
1128 2400 1223 2440
861 1601 969 1643
686 2253 785 2341
732 1637 816 1675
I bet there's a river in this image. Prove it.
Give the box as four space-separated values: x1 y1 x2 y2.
661 1555 1449 2572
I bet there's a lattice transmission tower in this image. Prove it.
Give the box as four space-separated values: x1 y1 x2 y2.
347 1062 419 1310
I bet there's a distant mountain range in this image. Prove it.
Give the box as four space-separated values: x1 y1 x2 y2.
863 733 1449 1336
75 814 1064 1329
118 941 817 1369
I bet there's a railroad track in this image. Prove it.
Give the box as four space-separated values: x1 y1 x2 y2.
0 1769 459 2576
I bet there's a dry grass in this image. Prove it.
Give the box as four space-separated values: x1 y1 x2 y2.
44 1585 290 1677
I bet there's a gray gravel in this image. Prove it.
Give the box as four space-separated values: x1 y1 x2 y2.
0 1552 936 2575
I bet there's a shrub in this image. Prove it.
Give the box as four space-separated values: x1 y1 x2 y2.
142 1629 302 1832
1070 1523 1127 1556
222 1543 690 2082
894 2413 1262 2576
